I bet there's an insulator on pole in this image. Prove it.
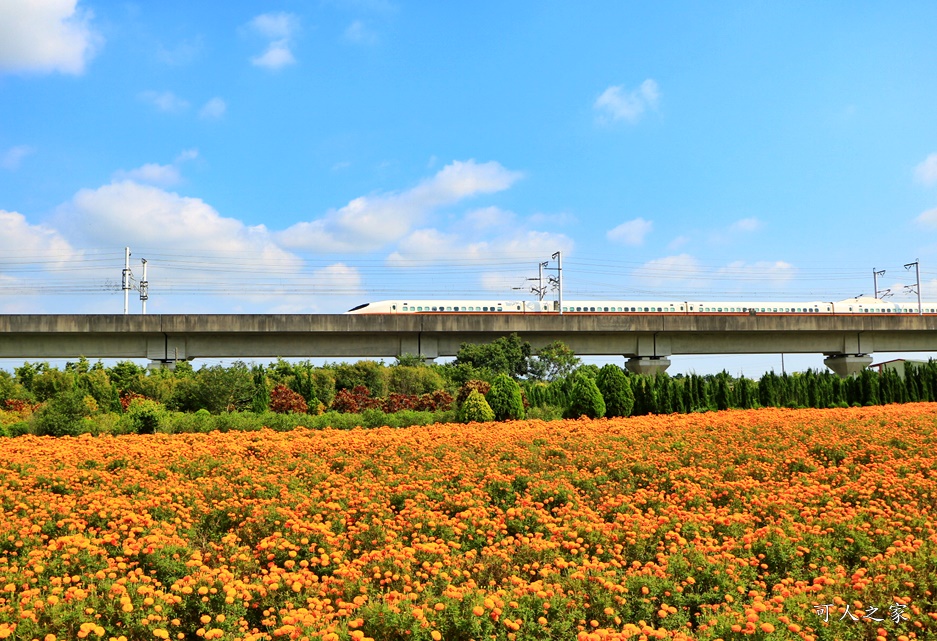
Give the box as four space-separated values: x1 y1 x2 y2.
122 247 132 315
140 258 148 314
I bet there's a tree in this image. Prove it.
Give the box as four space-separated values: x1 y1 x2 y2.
453 333 532 379
457 390 495 423
567 375 606 419
485 374 526 421
331 360 387 398
528 341 581 382
31 388 91 437
596 364 633 417
251 365 270 413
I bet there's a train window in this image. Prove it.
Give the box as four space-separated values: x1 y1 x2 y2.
445 306 452 311
590 307 595 312
497 307 503 312
516 306 521 310
576 306 582 312
403 306 409 311
604 307 609 312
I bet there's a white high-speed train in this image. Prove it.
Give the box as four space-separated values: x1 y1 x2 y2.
347 297 937 315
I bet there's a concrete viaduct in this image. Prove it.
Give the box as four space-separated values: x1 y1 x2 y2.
3 313 937 376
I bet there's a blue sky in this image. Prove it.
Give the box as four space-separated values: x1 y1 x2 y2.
2 1 937 374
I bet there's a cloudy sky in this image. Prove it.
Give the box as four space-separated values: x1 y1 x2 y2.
2 1 937 374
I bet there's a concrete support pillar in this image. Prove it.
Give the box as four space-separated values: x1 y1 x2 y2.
625 356 671 376
823 354 873 377
147 360 177 371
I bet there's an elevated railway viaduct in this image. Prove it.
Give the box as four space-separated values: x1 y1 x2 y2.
4 313 937 375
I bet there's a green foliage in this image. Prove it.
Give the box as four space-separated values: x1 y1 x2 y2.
29 368 75 402
0 370 30 404
76 368 121 413
169 362 254 413
394 353 425 367
528 340 581 381
251 364 270 413
31 388 92 437
567 374 606 418
14 361 45 391
485 374 526 421
107 360 147 392
453 333 532 379
387 365 445 395
119 398 166 434
331 360 387 397
457 389 495 423
596 364 634 417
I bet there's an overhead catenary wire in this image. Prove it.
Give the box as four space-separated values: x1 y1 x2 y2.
1 248 932 301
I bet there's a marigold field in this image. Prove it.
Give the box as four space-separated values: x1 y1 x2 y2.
0 405 935 641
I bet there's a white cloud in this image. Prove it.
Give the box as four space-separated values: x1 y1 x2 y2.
312 263 364 294
916 207 937 229
0 0 101 75
199 97 227 119
139 90 189 113
464 206 514 230
278 159 524 252
729 217 763 233
607 217 652 246
0 209 75 259
717 260 794 284
344 20 377 45
387 228 572 268
594 79 660 124
112 163 181 187
111 151 198 187
915 153 937 187
58 182 298 270
252 43 295 70
632 254 701 288
1 145 35 170
248 12 299 70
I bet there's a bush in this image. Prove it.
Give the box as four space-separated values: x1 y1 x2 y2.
119 398 166 434
269 385 308 414
525 405 565 422
6 421 30 437
485 374 525 420
456 380 491 406
31 388 92 437
457 390 495 423
567 375 606 419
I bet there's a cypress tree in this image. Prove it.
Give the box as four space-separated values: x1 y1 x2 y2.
458 390 495 423
596 364 634 417
486 374 526 420
568 375 606 419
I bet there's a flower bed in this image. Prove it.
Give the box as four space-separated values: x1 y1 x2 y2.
0 405 934 640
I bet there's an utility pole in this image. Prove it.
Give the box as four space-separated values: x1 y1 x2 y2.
529 261 548 301
122 247 132 315
904 259 922 315
548 251 563 314
140 258 149 314
873 268 889 299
